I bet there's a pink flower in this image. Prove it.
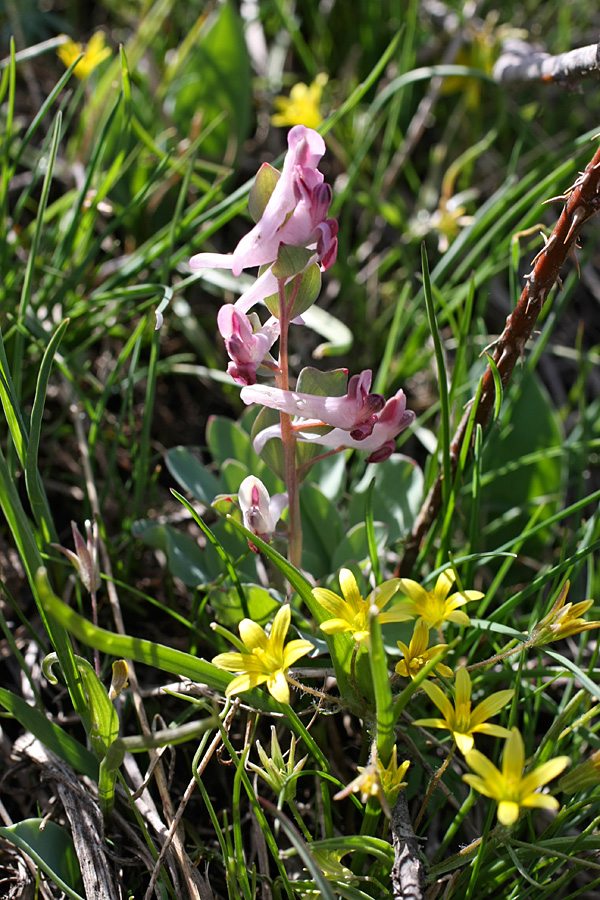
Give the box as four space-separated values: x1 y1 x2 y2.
217 304 280 386
238 476 288 548
190 126 338 312
240 370 385 430
252 389 415 463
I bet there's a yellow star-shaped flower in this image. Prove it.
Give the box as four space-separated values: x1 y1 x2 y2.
395 619 453 679
394 569 483 629
414 666 513 754
57 32 111 80
272 74 328 129
212 605 314 705
313 569 412 646
334 745 410 816
530 580 600 647
464 727 569 826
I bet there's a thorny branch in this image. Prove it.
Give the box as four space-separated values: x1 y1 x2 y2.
493 39 600 88
398 138 600 577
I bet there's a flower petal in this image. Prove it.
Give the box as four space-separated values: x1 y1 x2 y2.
497 800 520 826
464 748 502 788
320 618 353 635
520 757 570 795
339 568 362 608
519 793 560 812
502 728 525 781
267 669 291 704
370 578 401 611
225 671 268 697
421 680 455 722
454 731 475 755
434 569 455 601
283 638 315 667
455 667 472 708
239 618 270 653
269 605 292 654
446 610 472 627
462 773 496 798
312 588 346 617
396 578 429 606
470 689 514 727
412 717 451 732
212 652 246 672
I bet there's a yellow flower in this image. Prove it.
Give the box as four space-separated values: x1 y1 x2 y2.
464 727 569 826
334 745 410 816
414 666 514 755
272 73 328 129
212 605 314 705
395 619 453 679
394 570 483 629
530 580 600 647
57 32 111 80
377 745 411 809
313 569 412 646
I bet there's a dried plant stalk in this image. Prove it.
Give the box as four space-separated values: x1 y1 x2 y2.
398 139 600 576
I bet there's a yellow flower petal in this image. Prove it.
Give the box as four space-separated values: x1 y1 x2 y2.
470 689 514 727
269 604 291 652
267 670 291 704
520 757 570 795
454 731 475 754
212 651 246 672
283 638 315 667
225 671 268 696
434 569 455 600
497 800 520 826
454 666 472 707
420 679 455 722
397 578 429 605
312 588 348 617
339 568 362 608
320 618 353 634
239 618 269 653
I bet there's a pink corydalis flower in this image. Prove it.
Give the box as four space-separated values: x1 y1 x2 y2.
238 476 288 549
240 369 385 431
52 520 101 594
252 388 415 463
190 126 338 312
217 304 280 386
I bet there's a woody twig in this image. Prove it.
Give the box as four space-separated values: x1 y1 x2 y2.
493 38 600 89
398 139 600 577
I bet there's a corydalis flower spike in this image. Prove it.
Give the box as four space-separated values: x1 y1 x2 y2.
238 476 288 548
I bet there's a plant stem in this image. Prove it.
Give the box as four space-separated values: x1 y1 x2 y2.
276 276 302 570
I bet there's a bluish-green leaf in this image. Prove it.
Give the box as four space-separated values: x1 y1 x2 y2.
0 819 83 900
165 446 222 504
348 455 424 543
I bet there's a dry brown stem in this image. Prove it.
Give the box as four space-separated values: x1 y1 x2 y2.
398 139 600 576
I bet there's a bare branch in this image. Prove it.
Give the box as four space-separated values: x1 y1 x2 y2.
494 38 600 88
398 139 600 576
391 791 427 899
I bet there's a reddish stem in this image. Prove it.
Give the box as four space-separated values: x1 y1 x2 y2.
398 140 600 576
